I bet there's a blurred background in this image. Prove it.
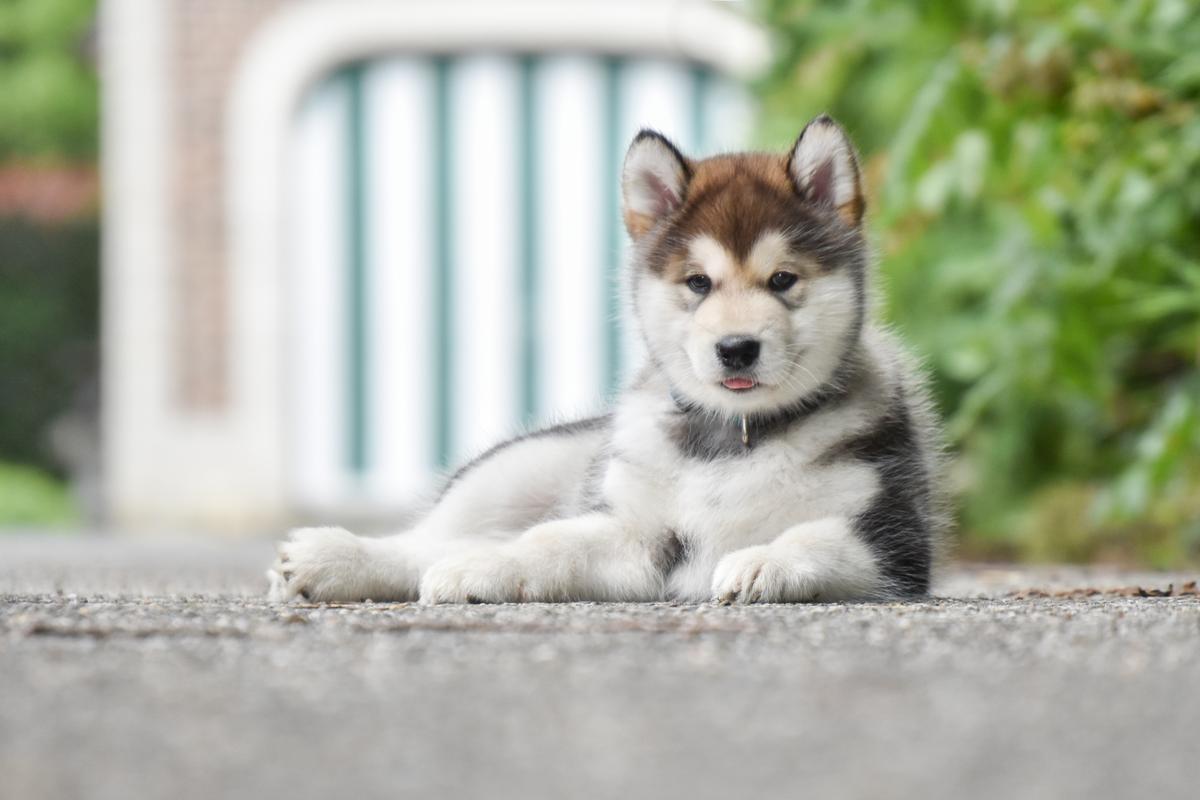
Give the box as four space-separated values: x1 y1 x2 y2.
0 0 1197 567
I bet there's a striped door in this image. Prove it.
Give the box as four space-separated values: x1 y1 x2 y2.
286 54 754 512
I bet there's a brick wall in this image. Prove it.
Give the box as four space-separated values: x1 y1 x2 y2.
170 0 294 410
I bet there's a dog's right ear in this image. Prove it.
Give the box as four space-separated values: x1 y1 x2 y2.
621 130 690 240
787 114 865 227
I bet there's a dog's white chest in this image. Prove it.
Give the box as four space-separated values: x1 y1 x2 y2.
672 442 875 544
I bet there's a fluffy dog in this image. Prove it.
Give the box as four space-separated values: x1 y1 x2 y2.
268 115 946 604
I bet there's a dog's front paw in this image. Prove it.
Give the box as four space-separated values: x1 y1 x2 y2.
267 527 370 603
711 546 820 604
419 548 529 604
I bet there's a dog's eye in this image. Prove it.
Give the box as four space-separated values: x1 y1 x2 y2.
685 275 712 295
768 271 799 292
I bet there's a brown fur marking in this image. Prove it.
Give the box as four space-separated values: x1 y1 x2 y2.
643 152 860 283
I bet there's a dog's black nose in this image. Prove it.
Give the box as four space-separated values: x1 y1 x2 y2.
715 336 761 370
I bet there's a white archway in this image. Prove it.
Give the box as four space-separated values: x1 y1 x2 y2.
224 0 770 523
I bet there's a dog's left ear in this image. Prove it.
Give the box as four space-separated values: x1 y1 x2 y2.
622 130 691 240
787 115 865 227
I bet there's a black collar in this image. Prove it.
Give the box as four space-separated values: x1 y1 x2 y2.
666 383 845 459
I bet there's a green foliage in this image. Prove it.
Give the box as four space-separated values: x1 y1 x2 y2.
0 460 77 525
0 0 97 159
757 0 1200 563
0 217 99 475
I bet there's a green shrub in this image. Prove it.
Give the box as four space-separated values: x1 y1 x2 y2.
0 461 76 525
0 0 98 159
0 217 99 476
757 0 1200 563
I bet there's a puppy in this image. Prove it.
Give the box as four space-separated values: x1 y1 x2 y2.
268 115 946 604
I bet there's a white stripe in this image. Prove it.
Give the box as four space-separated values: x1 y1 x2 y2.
620 58 698 151
704 74 756 154
288 79 350 509
363 59 437 504
535 56 606 423
450 56 522 462
284 56 755 513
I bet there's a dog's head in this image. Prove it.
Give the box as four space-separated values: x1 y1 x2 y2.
622 115 869 417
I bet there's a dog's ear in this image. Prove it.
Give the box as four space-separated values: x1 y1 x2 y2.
787 115 864 227
622 130 690 240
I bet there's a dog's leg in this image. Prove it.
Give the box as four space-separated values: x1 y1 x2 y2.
267 420 609 603
266 472 556 602
267 526 514 603
710 517 885 603
419 513 667 603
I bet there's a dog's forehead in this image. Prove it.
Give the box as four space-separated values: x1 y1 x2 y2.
677 153 801 263
686 230 798 281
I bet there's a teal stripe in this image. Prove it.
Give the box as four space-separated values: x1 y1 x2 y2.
517 56 539 425
345 64 369 475
690 63 711 155
601 56 622 396
432 58 454 468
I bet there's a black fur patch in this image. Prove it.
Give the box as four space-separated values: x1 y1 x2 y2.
820 394 932 596
437 414 612 500
667 404 753 460
666 365 855 461
654 530 687 575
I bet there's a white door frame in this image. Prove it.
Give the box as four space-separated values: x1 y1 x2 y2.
214 0 769 528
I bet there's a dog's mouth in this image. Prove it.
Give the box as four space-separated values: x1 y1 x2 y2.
721 376 757 392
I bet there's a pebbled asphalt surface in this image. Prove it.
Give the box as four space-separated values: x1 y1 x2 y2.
2 534 1199 800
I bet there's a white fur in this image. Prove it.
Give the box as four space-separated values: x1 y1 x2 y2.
789 117 860 212
711 517 883 603
621 133 687 222
687 235 735 284
420 514 662 604
746 229 807 275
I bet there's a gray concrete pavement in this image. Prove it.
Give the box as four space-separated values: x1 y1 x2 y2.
2 533 1199 800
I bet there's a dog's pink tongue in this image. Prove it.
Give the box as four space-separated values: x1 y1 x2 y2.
723 377 756 390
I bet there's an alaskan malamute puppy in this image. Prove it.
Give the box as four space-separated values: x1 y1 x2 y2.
268 115 946 604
